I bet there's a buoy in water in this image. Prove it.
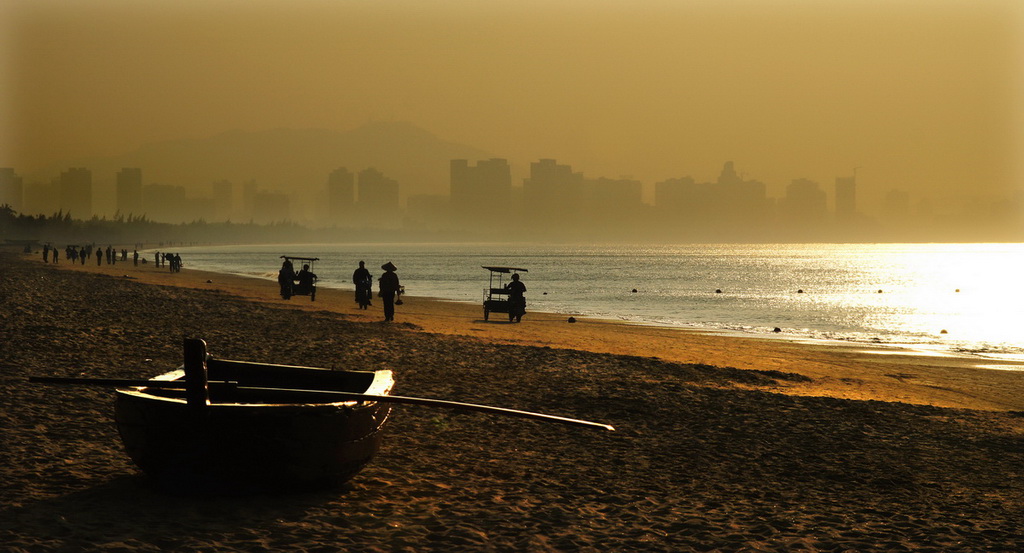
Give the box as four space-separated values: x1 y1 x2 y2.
631 289 638 293
773 327 782 333
567 316 577 323
940 329 948 334
715 289 722 294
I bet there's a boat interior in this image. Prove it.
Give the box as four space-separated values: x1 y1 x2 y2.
135 358 387 405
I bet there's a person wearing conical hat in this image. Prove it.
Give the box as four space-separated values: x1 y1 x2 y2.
378 261 401 322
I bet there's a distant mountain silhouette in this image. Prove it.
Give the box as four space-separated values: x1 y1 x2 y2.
59 122 493 199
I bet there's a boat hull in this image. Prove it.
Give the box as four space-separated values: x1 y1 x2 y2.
114 363 393 491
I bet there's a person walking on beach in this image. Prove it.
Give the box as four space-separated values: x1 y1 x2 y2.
42 244 49 263
353 261 373 309
378 262 401 322
278 259 295 299
505 273 527 323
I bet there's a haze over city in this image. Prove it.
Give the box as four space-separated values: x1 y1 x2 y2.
2 0 1022 241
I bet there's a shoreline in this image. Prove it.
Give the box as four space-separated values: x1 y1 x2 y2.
29 250 1024 411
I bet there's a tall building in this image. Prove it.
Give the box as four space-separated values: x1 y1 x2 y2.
327 167 355 222
835 174 857 220
655 176 707 214
357 168 399 225
59 168 92 218
358 168 399 207
450 159 512 222
716 162 767 221
783 178 828 222
0 168 24 211
523 159 584 224
584 177 643 222
116 168 143 216
655 162 767 227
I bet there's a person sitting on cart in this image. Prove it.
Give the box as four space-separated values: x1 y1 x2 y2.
296 263 317 292
505 273 527 323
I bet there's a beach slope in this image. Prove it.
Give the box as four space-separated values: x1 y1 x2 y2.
2 251 1022 552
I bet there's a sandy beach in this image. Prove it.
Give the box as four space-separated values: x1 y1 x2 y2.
2 249 1023 552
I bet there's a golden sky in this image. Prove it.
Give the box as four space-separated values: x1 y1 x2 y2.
3 0 1022 204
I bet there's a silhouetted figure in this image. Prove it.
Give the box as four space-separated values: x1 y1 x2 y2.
353 261 373 309
133 250 139 266
80 247 87 265
505 273 527 323
155 251 161 267
278 259 295 299
378 262 400 322
295 263 317 300
52 247 59 264
42 244 49 263
97 248 102 266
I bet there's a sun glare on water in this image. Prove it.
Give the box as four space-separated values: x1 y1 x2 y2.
865 244 1024 348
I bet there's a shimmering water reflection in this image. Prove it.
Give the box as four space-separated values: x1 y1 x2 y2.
170 243 1024 362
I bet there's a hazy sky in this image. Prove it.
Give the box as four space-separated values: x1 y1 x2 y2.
3 0 1022 205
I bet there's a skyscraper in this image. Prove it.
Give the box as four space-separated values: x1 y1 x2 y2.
523 159 584 225
835 174 857 220
450 159 512 224
358 168 400 226
783 178 828 223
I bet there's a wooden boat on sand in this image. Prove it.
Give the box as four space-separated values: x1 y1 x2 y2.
113 339 394 491
30 338 612 492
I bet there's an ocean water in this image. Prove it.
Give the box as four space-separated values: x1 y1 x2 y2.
163 243 1024 364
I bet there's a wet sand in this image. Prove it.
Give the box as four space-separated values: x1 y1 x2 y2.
2 249 1023 551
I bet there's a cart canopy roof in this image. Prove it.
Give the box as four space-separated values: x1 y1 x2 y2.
482 266 528 273
281 256 320 262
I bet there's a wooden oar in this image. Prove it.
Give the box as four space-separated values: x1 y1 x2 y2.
27 376 615 431
28 376 239 389
237 385 615 431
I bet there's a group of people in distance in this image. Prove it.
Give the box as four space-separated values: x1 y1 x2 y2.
41 243 178 271
277 258 527 324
